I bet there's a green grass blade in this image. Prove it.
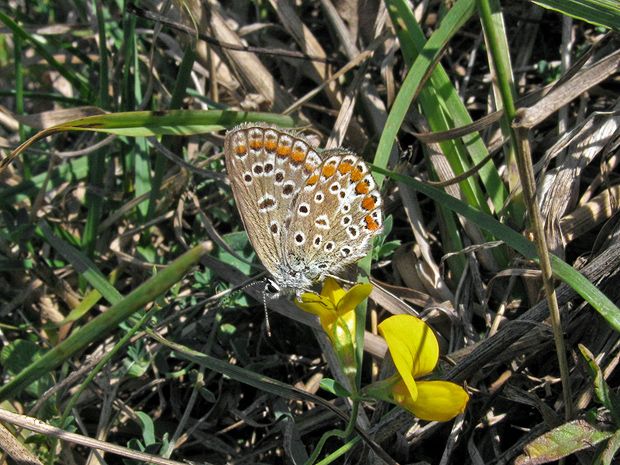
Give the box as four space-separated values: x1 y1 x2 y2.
38 110 307 136
372 165 620 332
532 0 620 30
147 45 198 222
0 242 211 402
0 9 91 99
37 219 122 305
0 156 89 203
375 0 477 185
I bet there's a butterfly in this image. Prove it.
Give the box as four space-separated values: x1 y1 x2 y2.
225 123 383 297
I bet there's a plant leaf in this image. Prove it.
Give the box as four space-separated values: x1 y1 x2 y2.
516 420 613 464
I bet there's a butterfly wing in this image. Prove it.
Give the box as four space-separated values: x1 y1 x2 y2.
224 123 324 282
281 149 383 282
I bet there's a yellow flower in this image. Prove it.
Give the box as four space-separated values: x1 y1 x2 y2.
296 277 373 379
296 277 371 346
378 315 469 422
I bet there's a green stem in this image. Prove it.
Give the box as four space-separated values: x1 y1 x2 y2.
304 400 360 465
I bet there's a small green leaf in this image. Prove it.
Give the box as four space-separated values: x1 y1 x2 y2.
516 420 613 464
579 344 620 426
320 378 352 397
49 416 76 433
135 411 156 446
602 429 620 464
199 386 216 403
1 340 54 397
377 241 400 258
373 215 400 260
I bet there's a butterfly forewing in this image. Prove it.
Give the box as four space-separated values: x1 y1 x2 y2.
224 123 323 279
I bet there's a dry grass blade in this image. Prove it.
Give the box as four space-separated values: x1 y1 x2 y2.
560 185 620 243
185 0 295 112
447 241 620 383
0 407 188 465
0 420 44 465
538 102 620 258
513 48 620 129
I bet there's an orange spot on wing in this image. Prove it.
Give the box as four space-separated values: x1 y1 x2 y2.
362 196 375 210
338 162 353 174
277 145 291 156
365 215 380 231
350 168 363 181
291 150 306 162
322 165 336 177
307 175 319 185
265 139 278 151
250 139 263 149
356 181 369 195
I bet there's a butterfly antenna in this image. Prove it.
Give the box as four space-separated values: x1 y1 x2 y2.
262 284 272 337
324 273 358 287
239 279 272 336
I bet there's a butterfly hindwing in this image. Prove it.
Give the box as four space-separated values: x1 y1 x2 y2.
283 149 383 279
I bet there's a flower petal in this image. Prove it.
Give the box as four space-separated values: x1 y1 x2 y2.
404 380 469 422
391 378 416 406
296 293 336 318
321 277 347 304
379 315 439 380
338 283 373 316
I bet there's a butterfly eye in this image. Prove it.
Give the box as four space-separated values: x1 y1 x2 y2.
265 281 280 294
